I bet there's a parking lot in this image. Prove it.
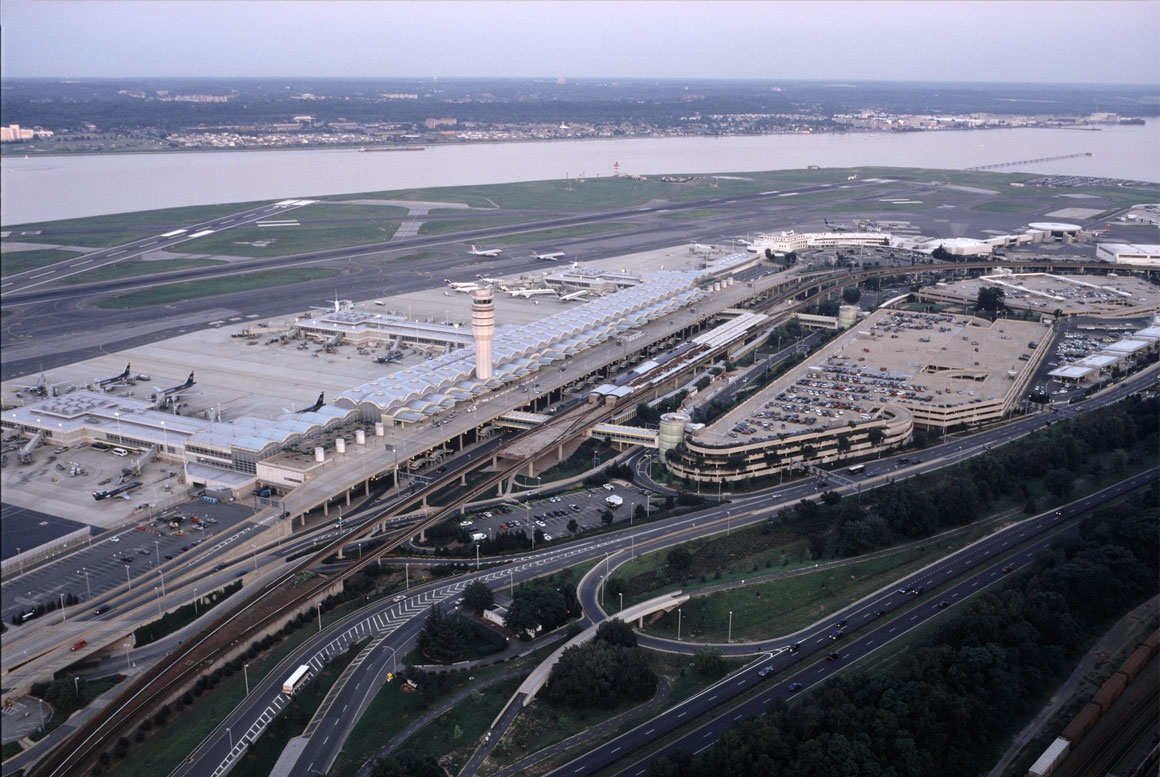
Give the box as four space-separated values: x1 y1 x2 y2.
451 481 661 545
1 498 255 625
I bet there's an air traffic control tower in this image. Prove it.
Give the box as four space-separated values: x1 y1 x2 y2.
471 286 495 380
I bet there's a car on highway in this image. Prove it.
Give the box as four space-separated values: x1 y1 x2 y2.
825 652 840 661
834 619 847 628
758 665 774 677
71 640 87 651
787 682 803 692
873 609 885 617
829 632 843 641
392 594 406 603
108 536 121 543
1001 566 1014 574
787 643 801 653
936 600 949 609
94 605 111 615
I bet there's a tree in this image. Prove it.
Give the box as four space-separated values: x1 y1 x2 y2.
842 286 861 305
595 618 637 648
1044 468 1075 499
975 285 1006 313
417 604 469 662
505 585 570 636
634 503 646 522
667 547 693 579
371 750 443 777
693 646 726 676
543 640 657 709
462 580 493 615
567 517 579 533
601 509 614 526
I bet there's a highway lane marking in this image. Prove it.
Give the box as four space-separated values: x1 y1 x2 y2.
71 259 93 266
29 271 55 278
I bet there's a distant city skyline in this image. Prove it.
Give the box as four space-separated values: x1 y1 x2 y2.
1 0 1157 85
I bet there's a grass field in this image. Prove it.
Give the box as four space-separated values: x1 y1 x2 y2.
94 268 339 308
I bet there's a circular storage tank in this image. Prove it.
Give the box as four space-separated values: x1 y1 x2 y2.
314 446 325 462
374 422 385 437
335 437 346 454
355 429 366 445
658 411 691 456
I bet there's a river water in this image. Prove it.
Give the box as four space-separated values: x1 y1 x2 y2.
1 124 1156 226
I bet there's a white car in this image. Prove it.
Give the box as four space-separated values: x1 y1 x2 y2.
109 536 121 543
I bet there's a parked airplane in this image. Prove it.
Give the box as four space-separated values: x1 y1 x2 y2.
154 371 196 402
444 279 482 292
375 351 403 364
468 245 502 257
16 371 70 398
476 275 501 285
824 218 853 232
97 363 133 388
559 290 589 302
532 251 565 261
505 287 557 299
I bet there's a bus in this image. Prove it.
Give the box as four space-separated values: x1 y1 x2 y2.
846 464 866 475
282 664 311 696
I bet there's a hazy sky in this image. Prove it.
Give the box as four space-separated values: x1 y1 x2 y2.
2 0 1158 84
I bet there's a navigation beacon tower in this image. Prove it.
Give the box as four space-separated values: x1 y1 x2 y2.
471 287 495 380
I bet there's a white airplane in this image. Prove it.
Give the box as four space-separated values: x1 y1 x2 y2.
532 251 565 261
476 275 501 285
560 290 589 302
469 244 502 257
505 287 557 299
444 279 481 292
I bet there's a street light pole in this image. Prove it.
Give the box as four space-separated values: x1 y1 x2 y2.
79 568 91 600
227 727 233 751
193 587 198 615
677 608 682 641
124 565 132 591
728 611 733 643
159 568 166 598
317 603 322 633
244 664 250 695
619 592 623 612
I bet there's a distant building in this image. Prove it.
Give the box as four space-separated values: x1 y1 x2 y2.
1095 243 1160 268
0 124 52 142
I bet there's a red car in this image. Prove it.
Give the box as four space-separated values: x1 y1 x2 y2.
71 640 87 651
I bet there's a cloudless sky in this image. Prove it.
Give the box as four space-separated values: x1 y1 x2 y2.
2 0 1158 84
